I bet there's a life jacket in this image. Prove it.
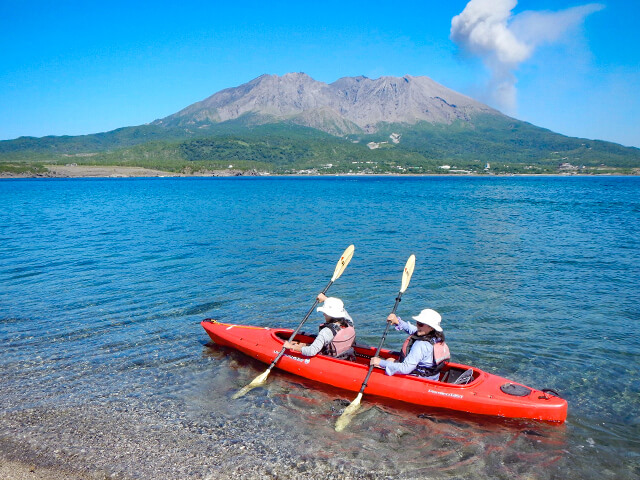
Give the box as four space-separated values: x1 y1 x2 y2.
399 334 450 377
319 322 356 359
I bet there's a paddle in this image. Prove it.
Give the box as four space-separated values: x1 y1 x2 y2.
335 254 415 432
232 244 355 399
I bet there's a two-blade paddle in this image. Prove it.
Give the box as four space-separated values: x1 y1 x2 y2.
335 254 415 432
232 245 355 399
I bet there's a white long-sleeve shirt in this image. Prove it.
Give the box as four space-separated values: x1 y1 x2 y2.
378 318 439 381
300 327 336 357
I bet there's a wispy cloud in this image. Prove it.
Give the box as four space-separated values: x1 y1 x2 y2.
450 0 605 113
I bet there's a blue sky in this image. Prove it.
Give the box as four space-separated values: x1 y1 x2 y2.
1 0 639 147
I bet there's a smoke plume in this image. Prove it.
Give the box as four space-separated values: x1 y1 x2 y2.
450 0 604 113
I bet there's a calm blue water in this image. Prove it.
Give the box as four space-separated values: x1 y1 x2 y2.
0 176 638 479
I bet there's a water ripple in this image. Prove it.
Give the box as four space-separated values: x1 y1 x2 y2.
0 176 639 479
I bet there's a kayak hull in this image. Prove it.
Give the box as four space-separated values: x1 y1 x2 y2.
201 319 567 423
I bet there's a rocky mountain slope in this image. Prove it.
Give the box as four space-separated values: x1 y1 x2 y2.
154 73 498 135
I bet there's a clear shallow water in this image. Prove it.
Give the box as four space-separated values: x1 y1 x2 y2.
0 176 638 479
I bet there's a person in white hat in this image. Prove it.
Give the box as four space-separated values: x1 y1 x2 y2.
370 308 450 381
284 293 356 359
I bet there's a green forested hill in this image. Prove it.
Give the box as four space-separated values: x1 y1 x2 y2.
1 114 639 175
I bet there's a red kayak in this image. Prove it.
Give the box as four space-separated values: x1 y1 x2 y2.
202 319 567 423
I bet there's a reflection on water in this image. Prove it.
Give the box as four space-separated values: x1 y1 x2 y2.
1 177 639 479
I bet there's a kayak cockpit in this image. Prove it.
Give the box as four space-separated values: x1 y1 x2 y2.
272 330 480 386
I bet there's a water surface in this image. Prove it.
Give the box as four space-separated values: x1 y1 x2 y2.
1 176 638 479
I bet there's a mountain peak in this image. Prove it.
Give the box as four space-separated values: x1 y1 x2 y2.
252 72 315 84
156 73 498 134
281 72 313 80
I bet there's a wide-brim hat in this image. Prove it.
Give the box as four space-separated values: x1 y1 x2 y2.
412 309 442 332
317 297 346 319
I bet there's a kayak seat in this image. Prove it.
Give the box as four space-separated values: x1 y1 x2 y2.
334 347 356 362
441 367 474 385
453 368 474 385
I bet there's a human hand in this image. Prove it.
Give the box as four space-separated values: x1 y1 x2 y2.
387 313 399 325
370 357 382 367
285 341 306 352
317 293 327 303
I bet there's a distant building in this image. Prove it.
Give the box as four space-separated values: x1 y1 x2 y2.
367 141 388 150
559 162 578 172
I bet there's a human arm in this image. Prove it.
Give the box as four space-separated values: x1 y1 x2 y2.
379 341 433 376
386 313 416 335
300 327 334 357
395 317 417 335
370 356 395 367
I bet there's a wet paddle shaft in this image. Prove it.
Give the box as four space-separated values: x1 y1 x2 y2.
232 245 355 399
335 254 415 431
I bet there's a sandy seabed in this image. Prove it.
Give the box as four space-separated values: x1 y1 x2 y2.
0 460 84 480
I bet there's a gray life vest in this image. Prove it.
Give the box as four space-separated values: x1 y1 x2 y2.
320 322 356 359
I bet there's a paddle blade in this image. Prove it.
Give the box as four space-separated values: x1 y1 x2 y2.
232 369 270 399
331 244 355 282
335 392 363 432
400 254 416 293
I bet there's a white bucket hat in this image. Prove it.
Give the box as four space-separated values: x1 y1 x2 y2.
317 297 346 319
412 309 442 332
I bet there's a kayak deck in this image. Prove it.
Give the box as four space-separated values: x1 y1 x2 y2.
201 319 567 423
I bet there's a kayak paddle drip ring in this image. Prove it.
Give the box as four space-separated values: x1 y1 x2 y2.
500 383 532 397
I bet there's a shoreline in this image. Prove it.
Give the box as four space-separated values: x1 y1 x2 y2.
0 165 254 179
0 165 637 179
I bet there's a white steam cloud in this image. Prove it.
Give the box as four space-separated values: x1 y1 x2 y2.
450 0 604 113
